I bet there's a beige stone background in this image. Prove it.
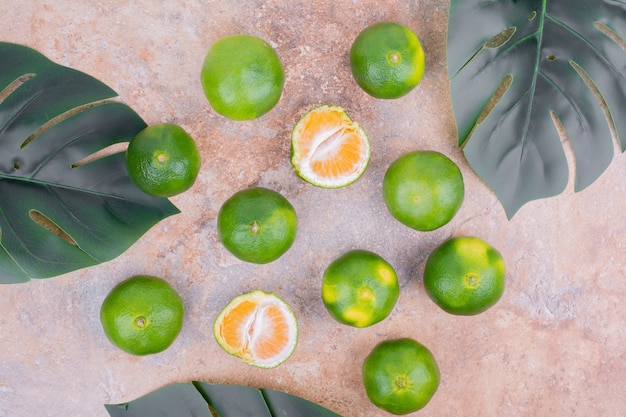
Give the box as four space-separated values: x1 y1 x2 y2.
1 1 625 416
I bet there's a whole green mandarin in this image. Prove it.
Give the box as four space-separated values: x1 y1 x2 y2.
217 187 297 264
322 249 399 328
201 34 284 121
125 123 201 198
363 338 440 414
100 275 184 356
383 150 464 231
350 21 425 99
423 236 506 315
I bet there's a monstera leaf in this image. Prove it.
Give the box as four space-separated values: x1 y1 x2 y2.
447 0 626 218
104 382 343 417
0 43 179 284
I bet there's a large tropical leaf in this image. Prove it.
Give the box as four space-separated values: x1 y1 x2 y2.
0 42 179 284
104 382 343 417
447 0 626 218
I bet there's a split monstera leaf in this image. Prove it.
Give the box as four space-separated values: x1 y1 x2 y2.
0 43 178 284
448 0 626 218
105 382 342 417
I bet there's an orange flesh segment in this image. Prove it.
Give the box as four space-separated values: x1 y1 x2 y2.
310 129 366 178
253 305 289 360
293 107 369 185
220 299 256 352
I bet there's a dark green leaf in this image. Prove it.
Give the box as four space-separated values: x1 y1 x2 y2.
104 382 344 417
194 382 273 417
261 387 343 417
104 383 212 417
0 42 179 284
447 0 626 218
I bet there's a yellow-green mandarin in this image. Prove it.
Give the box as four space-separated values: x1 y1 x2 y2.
201 34 284 121
322 249 399 328
376 265 396 285
350 21 425 99
100 275 184 356
423 236 506 315
217 187 297 264
362 338 440 415
383 150 464 231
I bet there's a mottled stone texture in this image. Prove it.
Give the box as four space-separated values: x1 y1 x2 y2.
1 1 625 416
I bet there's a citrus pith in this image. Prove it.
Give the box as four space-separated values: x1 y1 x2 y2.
100 275 184 356
322 249 399 328
362 338 440 415
383 150 464 231
423 236 506 315
350 21 425 99
201 34 284 121
291 105 370 188
217 187 297 264
125 123 201 198
213 290 298 368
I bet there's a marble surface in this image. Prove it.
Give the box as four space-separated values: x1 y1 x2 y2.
1 1 625 416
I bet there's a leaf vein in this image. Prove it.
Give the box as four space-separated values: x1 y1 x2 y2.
517 0 550 163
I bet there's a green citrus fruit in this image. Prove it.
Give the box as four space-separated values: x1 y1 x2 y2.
383 150 464 231
201 34 284 121
217 187 297 264
100 275 184 356
322 249 399 328
362 338 440 415
350 21 425 99
125 123 201 198
423 236 506 315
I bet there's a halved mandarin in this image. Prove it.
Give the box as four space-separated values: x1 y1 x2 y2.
291 105 370 188
213 290 298 368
